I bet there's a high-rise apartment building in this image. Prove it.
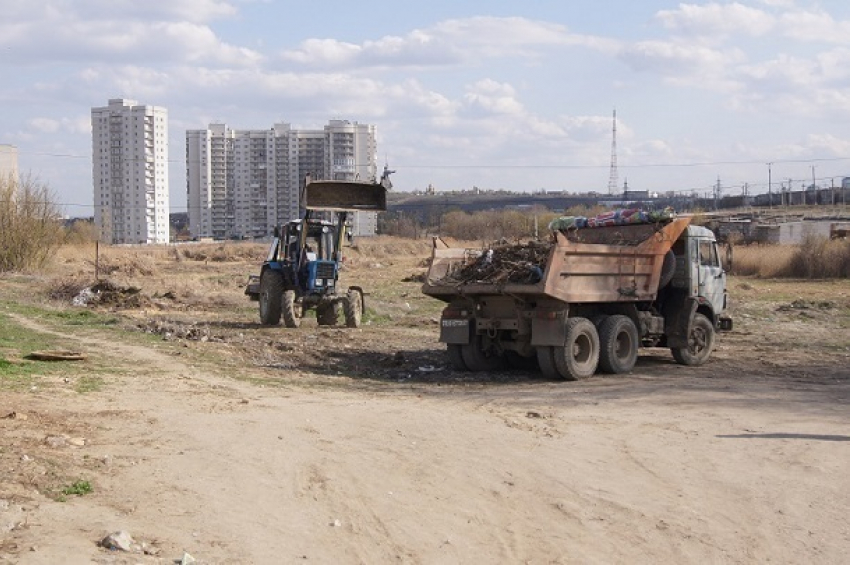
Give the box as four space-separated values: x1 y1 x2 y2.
186 120 378 240
0 145 19 182
92 99 169 244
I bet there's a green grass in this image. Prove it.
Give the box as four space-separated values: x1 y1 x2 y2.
62 479 93 496
74 375 104 393
53 309 119 326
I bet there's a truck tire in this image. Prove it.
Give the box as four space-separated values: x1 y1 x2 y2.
259 271 284 326
316 302 340 326
536 347 560 380
282 290 301 328
598 315 639 374
671 313 715 366
505 351 538 371
658 250 676 289
344 289 363 328
461 334 505 372
447 344 468 371
553 317 600 380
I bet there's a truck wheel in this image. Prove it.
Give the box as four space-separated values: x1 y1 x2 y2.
553 317 600 380
316 302 340 326
447 344 468 371
344 289 363 328
536 347 560 380
671 313 714 366
282 290 301 328
259 271 283 326
658 250 676 289
598 315 638 374
505 351 538 371
461 334 504 372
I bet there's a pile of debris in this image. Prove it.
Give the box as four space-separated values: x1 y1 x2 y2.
72 281 148 309
443 240 552 285
138 319 224 343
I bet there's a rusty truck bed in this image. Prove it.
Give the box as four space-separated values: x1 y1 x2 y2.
422 217 691 304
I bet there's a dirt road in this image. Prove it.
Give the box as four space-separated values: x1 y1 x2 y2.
1 243 849 564
2 311 848 564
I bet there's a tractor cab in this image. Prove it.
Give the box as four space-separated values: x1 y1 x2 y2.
271 217 341 295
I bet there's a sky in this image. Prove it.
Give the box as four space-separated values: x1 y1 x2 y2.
2 0 850 216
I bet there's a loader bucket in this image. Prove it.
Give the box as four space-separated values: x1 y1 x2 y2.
304 180 387 211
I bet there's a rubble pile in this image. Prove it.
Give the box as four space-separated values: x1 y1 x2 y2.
444 240 552 285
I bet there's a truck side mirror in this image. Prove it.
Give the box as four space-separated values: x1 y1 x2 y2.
273 226 280 238
725 244 733 271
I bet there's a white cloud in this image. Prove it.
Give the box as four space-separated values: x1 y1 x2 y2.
620 40 746 88
28 116 90 135
0 1 257 67
463 80 525 116
777 10 850 44
656 2 775 38
281 16 618 69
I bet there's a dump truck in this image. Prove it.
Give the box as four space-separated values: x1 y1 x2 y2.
422 213 732 379
246 176 388 328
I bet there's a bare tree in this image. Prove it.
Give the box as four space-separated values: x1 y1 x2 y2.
0 174 64 272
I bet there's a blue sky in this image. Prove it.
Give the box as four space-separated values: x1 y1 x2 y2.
2 0 849 215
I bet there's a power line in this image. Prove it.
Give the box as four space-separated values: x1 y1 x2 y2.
16 149 850 170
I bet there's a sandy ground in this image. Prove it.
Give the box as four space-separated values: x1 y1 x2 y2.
1 245 849 564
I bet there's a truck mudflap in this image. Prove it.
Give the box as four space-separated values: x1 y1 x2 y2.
440 318 472 344
530 309 569 347
666 296 698 349
718 316 733 331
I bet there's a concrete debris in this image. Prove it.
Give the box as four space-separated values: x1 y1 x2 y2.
44 435 68 448
72 287 96 306
139 320 224 343
100 530 134 552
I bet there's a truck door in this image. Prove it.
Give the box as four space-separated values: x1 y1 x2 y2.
697 239 726 317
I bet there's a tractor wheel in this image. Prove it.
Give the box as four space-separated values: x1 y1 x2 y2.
460 334 504 372
282 290 302 328
344 289 363 328
447 344 468 371
598 315 639 374
258 271 284 326
316 302 340 326
671 313 715 366
553 317 600 380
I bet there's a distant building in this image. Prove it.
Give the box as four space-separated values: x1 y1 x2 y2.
186 120 378 240
91 99 170 244
0 144 18 182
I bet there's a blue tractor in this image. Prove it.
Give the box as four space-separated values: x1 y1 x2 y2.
246 178 388 328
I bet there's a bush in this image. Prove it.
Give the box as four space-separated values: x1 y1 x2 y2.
0 174 64 272
730 236 850 279
787 235 850 279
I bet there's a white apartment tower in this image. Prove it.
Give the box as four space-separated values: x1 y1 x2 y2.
187 123 299 240
0 145 19 182
186 120 379 240
92 99 169 244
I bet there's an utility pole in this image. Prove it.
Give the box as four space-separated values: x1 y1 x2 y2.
766 162 773 209
714 176 721 211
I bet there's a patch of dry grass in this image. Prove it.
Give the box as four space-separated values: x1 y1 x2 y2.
731 245 795 278
731 236 850 278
